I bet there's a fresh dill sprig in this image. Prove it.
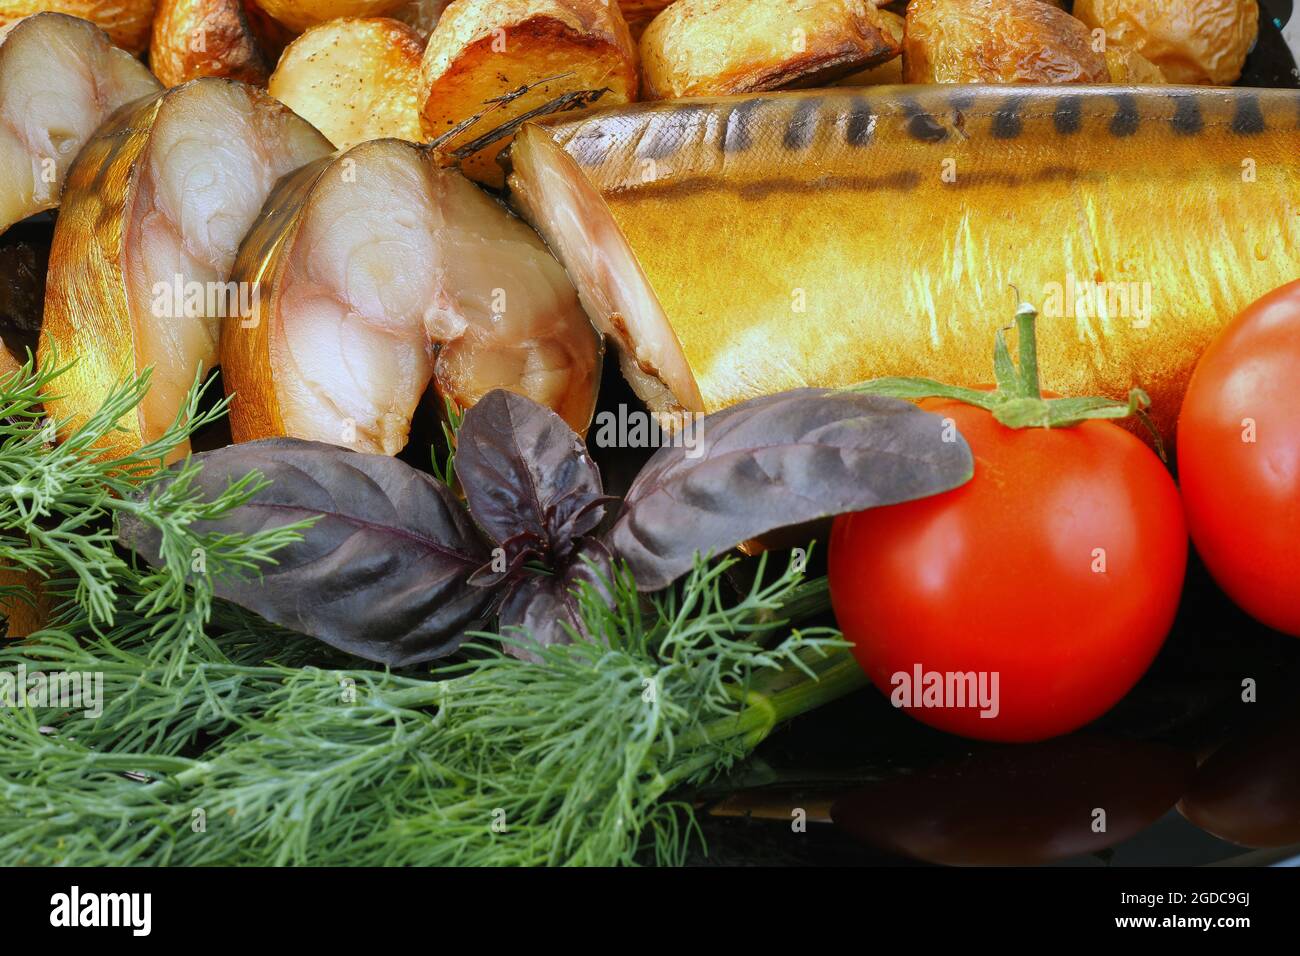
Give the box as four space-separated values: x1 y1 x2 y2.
0 354 313 676
0 553 862 866
0 358 866 867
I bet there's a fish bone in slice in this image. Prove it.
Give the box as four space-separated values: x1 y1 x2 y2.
222 138 601 455
0 12 160 236
38 78 333 461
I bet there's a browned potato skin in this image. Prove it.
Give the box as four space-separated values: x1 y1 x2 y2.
833 7 905 86
0 0 156 53
0 340 21 379
904 0 1110 85
251 0 405 33
640 0 903 100
269 17 425 149
242 0 296 53
1074 0 1259 86
418 0 638 189
0 563 51 638
150 0 283 86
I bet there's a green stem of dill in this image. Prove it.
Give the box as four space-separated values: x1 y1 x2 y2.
754 575 831 629
667 646 866 763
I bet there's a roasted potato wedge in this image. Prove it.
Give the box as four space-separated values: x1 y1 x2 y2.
37 79 332 461
903 0 1110 85
250 0 404 32
619 0 669 38
1104 43 1167 84
390 0 447 35
0 13 160 235
269 18 424 148
836 7 907 87
640 0 903 100
835 53 903 87
0 0 156 53
0 338 21 379
1074 0 1259 86
150 0 290 86
418 0 638 189
0 563 51 638
241 0 296 52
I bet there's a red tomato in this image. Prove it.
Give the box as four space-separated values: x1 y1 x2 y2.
830 400 1187 743
1177 281 1300 636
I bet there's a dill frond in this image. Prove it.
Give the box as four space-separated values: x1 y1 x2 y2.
0 553 861 866
0 356 313 678
0 359 865 867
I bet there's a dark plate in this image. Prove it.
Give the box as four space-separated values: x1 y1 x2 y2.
1245 0 1299 86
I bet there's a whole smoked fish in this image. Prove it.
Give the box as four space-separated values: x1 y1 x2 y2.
510 85 1300 440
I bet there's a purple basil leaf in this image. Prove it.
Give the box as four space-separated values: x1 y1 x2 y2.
497 538 615 662
455 389 609 563
605 389 974 591
118 438 493 667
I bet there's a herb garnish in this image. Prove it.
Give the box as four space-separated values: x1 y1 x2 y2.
0 357 972 865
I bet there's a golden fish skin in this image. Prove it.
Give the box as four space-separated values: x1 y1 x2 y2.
509 85 1300 442
37 79 331 462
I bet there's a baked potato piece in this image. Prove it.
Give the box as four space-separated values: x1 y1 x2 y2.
150 0 289 86
1104 43 1167 84
269 17 425 148
0 563 52 638
619 0 669 38
903 0 1110 85
836 55 903 86
390 0 447 35
1074 0 1258 86
0 341 20 379
640 0 902 100
0 0 156 53
250 0 405 33
242 0 295 51
833 7 905 86
418 0 638 190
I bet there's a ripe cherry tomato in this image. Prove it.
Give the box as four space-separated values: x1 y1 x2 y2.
1178 280 1300 636
830 400 1187 743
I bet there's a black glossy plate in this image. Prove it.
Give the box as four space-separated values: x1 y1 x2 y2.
1246 0 1299 87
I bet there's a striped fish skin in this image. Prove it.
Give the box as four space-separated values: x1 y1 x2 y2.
510 85 1300 442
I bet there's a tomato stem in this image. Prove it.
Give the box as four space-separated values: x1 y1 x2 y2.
845 301 1165 456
